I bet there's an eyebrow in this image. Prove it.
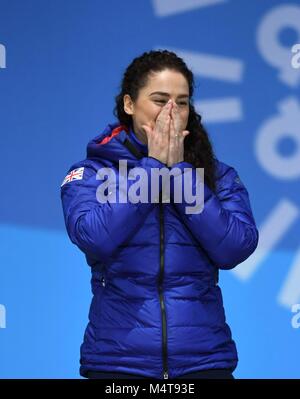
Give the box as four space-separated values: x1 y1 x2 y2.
149 91 189 98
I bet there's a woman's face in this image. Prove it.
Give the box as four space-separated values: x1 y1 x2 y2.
123 69 190 142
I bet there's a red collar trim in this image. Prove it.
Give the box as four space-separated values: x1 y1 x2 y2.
98 124 129 145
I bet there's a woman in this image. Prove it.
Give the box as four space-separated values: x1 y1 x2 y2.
60 50 259 379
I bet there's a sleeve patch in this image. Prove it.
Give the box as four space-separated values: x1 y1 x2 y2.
61 167 85 187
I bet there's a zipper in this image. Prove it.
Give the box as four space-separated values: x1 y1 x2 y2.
158 192 168 379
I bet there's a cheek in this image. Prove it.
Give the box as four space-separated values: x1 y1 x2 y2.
134 106 158 130
141 104 159 121
149 106 163 125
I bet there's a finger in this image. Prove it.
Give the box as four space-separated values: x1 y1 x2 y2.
182 130 190 138
169 117 177 145
169 116 175 137
164 99 173 112
162 115 171 137
170 116 181 140
155 101 173 137
150 120 156 130
155 107 170 134
158 100 172 120
171 105 183 131
141 124 152 138
171 104 181 122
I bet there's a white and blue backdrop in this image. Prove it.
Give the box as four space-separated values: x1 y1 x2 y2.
0 0 300 378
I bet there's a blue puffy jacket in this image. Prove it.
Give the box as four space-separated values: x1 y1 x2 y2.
60 121 259 379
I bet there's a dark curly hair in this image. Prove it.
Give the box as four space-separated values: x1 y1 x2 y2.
113 49 217 192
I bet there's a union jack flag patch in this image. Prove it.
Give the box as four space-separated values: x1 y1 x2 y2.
61 167 85 187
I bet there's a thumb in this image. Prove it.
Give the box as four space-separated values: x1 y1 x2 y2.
141 124 153 138
182 130 190 138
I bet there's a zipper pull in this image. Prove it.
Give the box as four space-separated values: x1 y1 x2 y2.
164 371 168 379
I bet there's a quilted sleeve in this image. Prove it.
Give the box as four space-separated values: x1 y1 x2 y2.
168 160 259 270
60 157 165 263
